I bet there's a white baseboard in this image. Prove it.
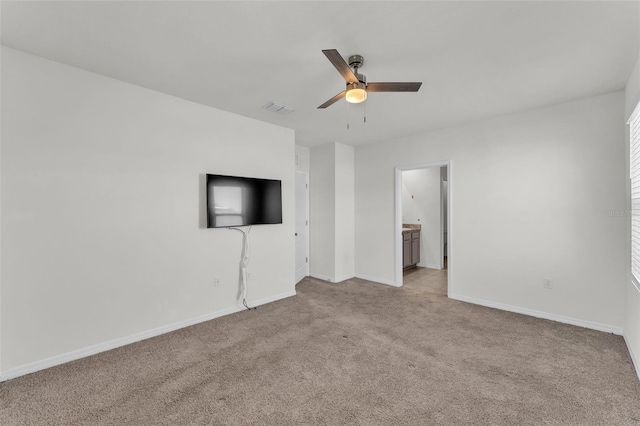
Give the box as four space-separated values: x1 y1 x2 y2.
309 273 354 284
449 293 624 335
309 273 356 283
309 272 334 282
334 274 355 283
623 332 640 383
311 272 398 287
354 274 400 287
309 274 356 284
421 263 442 270
0 289 296 382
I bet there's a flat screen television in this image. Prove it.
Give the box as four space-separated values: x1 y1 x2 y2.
206 174 282 228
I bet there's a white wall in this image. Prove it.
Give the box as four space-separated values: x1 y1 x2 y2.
295 145 310 174
402 168 442 269
309 142 354 282
625 52 640 379
356 91 627 332
0 47 295 377
401 170 425 224
0 36 3 374
334 143 354 281
625 56 640 121
309 144 335 281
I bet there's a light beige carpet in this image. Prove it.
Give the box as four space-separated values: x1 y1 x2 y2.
1 272 639 425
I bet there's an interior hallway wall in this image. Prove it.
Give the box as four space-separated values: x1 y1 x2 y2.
295 145 310 174
334 143 355 281
309 144 336 281
309 142 354 282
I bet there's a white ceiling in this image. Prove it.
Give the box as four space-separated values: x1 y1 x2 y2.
2 1 639 147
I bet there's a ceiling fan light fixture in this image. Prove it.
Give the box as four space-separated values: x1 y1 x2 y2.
317 50 422 109
345 82 367 104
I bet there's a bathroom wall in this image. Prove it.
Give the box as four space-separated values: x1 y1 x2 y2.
401 167 442 269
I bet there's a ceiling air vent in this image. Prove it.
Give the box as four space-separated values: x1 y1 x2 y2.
263 101 294 115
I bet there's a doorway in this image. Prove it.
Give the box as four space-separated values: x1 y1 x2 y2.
294 171 309 284
395 161 451 295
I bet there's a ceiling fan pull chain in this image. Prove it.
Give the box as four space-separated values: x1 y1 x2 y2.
364 101 367 124
347 101 350 130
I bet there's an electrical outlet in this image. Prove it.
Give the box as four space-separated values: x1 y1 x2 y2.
214 276 221 287
543 278 552 289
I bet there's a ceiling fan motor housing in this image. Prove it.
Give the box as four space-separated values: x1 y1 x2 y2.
354 72 366 85
348 55 364 69
347 81 367 92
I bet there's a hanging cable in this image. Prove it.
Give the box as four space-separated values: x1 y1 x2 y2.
228 226 256 310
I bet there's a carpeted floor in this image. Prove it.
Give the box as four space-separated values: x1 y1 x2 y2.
1 271 639 425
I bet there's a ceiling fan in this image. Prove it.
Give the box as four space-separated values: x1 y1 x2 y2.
318 49 422 109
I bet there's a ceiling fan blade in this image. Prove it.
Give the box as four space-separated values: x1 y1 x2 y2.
323 49 358 83
317 90 346 109
366 82 422 92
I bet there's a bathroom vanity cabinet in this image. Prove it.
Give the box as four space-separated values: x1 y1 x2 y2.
402 229 420 269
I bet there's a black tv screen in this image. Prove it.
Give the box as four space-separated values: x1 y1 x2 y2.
206 174 282 228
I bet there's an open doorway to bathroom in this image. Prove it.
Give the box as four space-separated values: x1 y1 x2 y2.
395 162 451 296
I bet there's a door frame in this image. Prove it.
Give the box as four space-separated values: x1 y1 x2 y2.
294 170 309 283
441 174 448 270
394 160 452 296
